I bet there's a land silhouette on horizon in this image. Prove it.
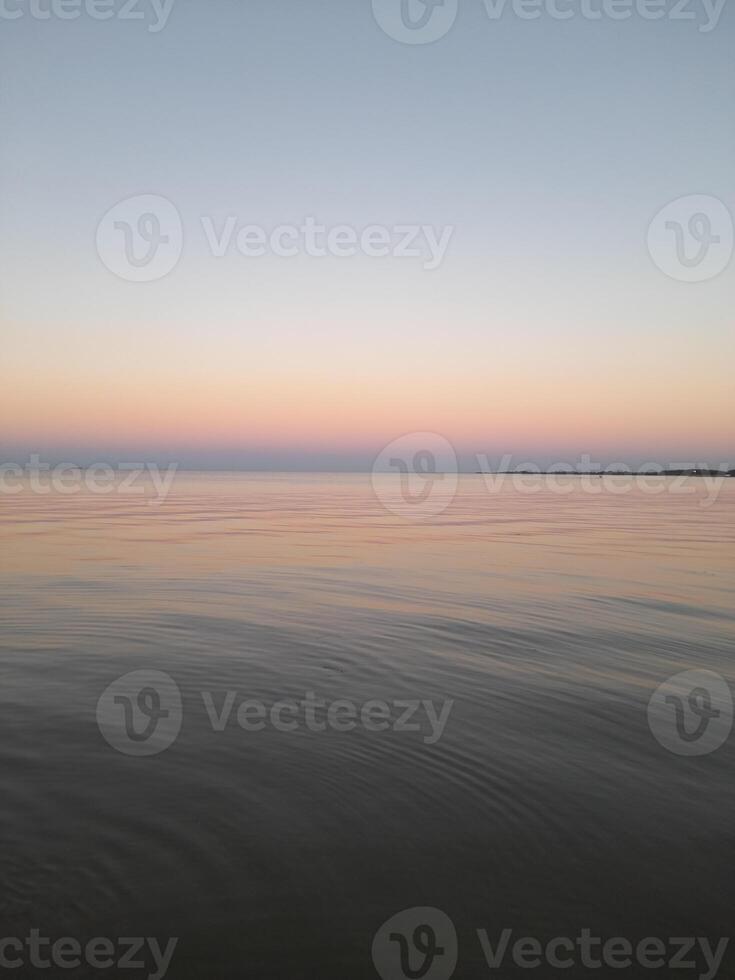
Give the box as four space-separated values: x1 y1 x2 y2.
476 467 735 477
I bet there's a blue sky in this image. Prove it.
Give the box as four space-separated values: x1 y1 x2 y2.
1 0 733 468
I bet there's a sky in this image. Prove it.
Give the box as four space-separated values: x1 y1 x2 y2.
1 0 733 469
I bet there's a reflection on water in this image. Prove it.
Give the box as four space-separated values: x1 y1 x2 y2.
1 475 734 978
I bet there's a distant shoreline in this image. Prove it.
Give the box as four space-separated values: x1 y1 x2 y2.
477 469 735 477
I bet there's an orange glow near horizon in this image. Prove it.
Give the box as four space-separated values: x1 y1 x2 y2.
3 354 733 460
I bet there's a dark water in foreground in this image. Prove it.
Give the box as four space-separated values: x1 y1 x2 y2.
1 475 734 979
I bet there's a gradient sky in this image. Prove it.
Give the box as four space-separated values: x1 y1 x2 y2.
1 0 733 468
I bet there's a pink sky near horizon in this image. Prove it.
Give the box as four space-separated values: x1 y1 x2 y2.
3 354 733 463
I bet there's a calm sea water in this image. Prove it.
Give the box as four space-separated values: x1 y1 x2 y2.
1 474 734 979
